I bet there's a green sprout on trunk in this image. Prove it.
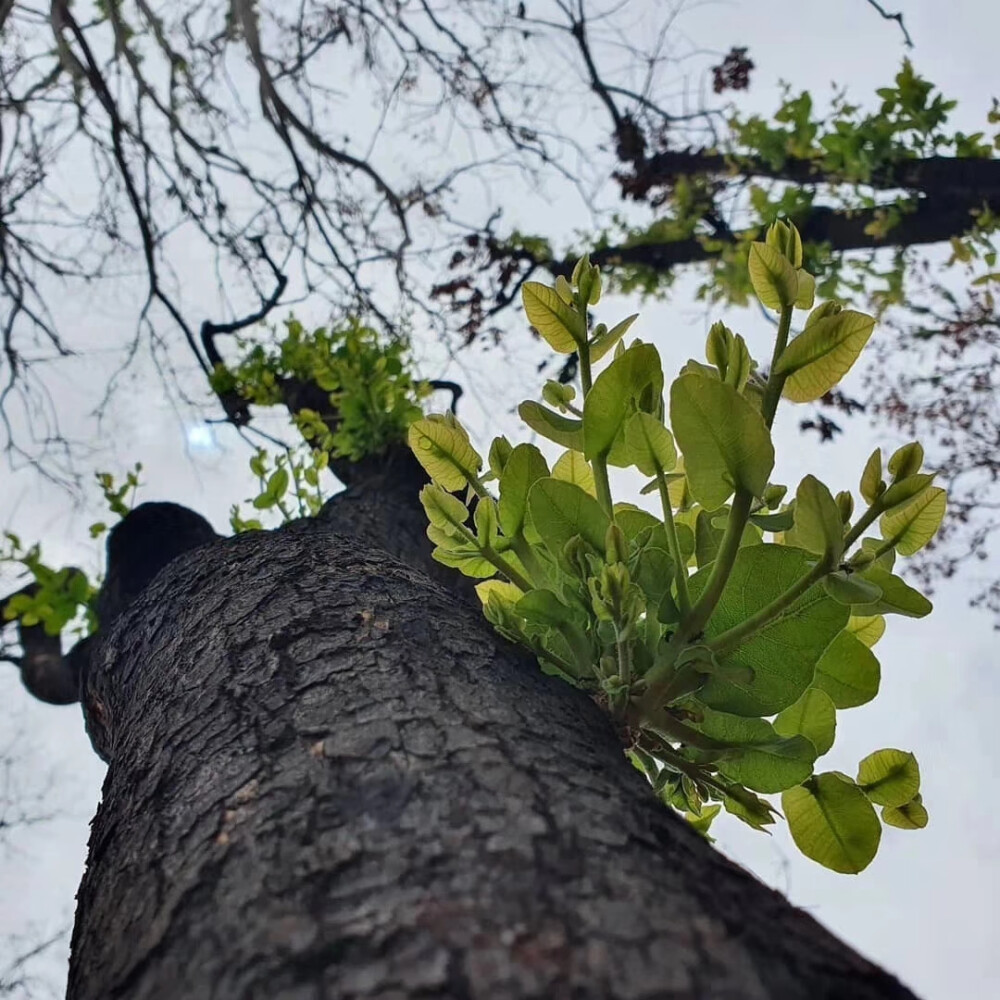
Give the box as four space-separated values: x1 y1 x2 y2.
410 220 944 874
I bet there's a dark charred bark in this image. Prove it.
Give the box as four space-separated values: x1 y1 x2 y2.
68 480 919 999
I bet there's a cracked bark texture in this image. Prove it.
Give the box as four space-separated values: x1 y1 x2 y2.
68 488 919 1000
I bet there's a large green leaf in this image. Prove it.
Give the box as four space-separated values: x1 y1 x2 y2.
697 710 816 793
498 444 549 537
527 478 610 558
521 282 583 353
775 310 876 403
670 374 774 509
857 749 920 808
689 545 849 716
623 412 676 476
518 401 585 451
583 342 664 462
879 487 946 556
813 630 881 708
748 242 799 310
774 687 837 756
408 417 482 491
783 773 881 873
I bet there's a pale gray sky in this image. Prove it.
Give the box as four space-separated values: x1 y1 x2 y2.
1 2 998 998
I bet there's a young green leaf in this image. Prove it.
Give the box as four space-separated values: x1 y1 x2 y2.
670 374 774 509
474 497 500 547
583 342 664 463
887 441 924 481
697 710 816 793
857 749 920 808
859 448 884 505
882 794 929 830
879 473 935 513
846 615 886 647
748 242 799 310
852 568 932 618
409 417 483 492
419 484 470 536
552 450 597 497
879 487 946 556
475 579 523 607
793 475 844 562
775 310 876 403
521 282 583 353
813 630 881 709
623 412 677 476
774 687 837 756
518 401 585 451
823 571 884 606
783 773 882 874
527 478 611 559
589 314 638 362
499 444 550 537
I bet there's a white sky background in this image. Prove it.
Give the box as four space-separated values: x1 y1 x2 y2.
1 1 998 997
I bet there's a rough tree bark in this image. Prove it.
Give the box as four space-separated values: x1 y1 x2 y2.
67 455 919 1000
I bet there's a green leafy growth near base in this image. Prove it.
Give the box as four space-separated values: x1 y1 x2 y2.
411 226 944 873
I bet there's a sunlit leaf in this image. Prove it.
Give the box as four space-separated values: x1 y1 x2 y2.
783 773 881 873
774 687 837 756
670 374 774 509
857 749 920 808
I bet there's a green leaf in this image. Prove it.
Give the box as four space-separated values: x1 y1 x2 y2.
879 487 946 556
774 687 837 756
882 794 929 830
267 467 289 501
793 475 844 562
888 441 923 480
879 473 935 513
515 589 580 627
583 342 664 463
846 615 886 647
589 313 638 362
623 412 676 476
518 401 585 451
813 630 880 709
822 571 884 606
748 242 799 310
690 545 849 716
697 710 816 793
795 269 816 309
853 568 932 618
475 497 500 547
521 282 583 352
783 773 881 873
433 545 496 578
475 579 522 607
419 484 470 536
860 448 883 505
634 546 675 607
499 444 549 537
670 374 774 509
527 478 611 559
488 436 514 479
749 509 795 532
552 450 596 497
723 787 779 831
857 749 920 808
775 310 876 403
408 417 483 492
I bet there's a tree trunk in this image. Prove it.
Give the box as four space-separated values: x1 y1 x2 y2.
68 464 918 1000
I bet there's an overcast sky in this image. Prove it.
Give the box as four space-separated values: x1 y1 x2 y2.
1 2 998 998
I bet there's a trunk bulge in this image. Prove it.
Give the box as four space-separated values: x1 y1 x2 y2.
69 490 917 999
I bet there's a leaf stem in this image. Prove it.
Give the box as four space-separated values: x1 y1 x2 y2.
657 472 691 616
761 304 795 428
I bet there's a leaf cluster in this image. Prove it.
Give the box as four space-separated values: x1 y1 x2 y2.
410 223 945 872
